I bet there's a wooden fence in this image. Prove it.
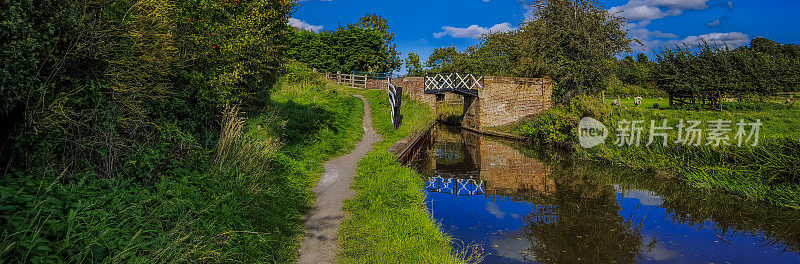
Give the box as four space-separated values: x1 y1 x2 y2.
325 72 368 89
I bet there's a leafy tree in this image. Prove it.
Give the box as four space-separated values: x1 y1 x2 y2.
176 0 295 107
614 54 653 86
654 38 800 97
516 0 631 100
425 46 463 74
286 14 401 73
405 52 425 76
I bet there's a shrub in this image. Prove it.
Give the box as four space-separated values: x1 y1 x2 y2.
284 61 323 86
512 94 613 147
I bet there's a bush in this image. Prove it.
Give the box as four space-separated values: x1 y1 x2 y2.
512 95 613 147
284 61 323 86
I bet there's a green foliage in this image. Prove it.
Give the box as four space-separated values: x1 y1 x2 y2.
654 38 800 96
0 0 365 263
512 95 613 147
404 52 425 76
1 71 366 262
614 55 654 87
284 61 324 86
286 14 401 74
176 0 295 106
425 46 463 73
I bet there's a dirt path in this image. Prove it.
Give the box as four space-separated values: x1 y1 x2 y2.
296 95 381 264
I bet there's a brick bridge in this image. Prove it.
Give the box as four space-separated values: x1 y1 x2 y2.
391 73 554 132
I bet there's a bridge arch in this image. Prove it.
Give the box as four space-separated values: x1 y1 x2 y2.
392 74 554 132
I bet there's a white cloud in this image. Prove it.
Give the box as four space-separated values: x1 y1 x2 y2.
624 21 679 52
610 0 710 21
433 23 516 39
707 18 721 27
680 32 750 48
288 18 323 33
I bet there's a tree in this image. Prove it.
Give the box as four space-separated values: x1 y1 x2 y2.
516 0 632 100
177 0 295 106
405 52 424 76
425 46 462 74
654 38 800 97
286 13 401 73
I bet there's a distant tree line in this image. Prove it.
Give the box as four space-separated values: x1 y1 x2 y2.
286 13 401 74
653 38 800 96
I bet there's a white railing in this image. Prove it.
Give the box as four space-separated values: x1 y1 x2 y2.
424 73 483 92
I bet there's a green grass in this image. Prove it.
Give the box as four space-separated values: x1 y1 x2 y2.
0 73 366 263
337 89 470 264
510 97 800 209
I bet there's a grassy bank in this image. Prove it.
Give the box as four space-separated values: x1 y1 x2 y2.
508 96 800 209
0 67 365 262
338 90 471 263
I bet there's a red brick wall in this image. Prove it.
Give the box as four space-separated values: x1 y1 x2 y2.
365 79 387 90
476 76 553 128
394 77 435 109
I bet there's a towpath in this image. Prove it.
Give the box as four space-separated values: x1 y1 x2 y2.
296 94 381 264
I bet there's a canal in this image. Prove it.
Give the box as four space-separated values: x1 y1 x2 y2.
408 123 800 264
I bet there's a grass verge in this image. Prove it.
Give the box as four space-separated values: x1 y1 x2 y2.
337 89 469 264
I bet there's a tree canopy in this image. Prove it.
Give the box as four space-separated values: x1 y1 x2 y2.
654 38 800 96
287 14 401 73
405 52 424 76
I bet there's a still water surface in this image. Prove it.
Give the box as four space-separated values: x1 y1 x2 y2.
409 124 800 264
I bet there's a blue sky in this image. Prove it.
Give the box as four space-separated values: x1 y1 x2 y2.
290 0 800 73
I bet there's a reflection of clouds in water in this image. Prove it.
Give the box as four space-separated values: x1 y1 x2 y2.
489 230 537 263
615 185 664 206
641 235 679 261
486 202 505 219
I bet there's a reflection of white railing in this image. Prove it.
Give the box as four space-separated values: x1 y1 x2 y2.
424 73 483 92
426 175 485 196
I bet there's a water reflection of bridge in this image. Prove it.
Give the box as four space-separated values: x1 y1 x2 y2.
415 124 556 200
426 173 485 196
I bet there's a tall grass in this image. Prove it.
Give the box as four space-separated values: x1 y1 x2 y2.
214 104 281 193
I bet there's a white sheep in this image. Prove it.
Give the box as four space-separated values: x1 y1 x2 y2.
634 97 643 107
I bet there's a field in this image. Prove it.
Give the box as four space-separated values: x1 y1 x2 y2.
510 96 800 209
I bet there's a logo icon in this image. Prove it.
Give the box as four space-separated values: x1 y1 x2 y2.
578 117 609 148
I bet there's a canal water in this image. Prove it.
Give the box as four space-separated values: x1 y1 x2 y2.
409 123 800 264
